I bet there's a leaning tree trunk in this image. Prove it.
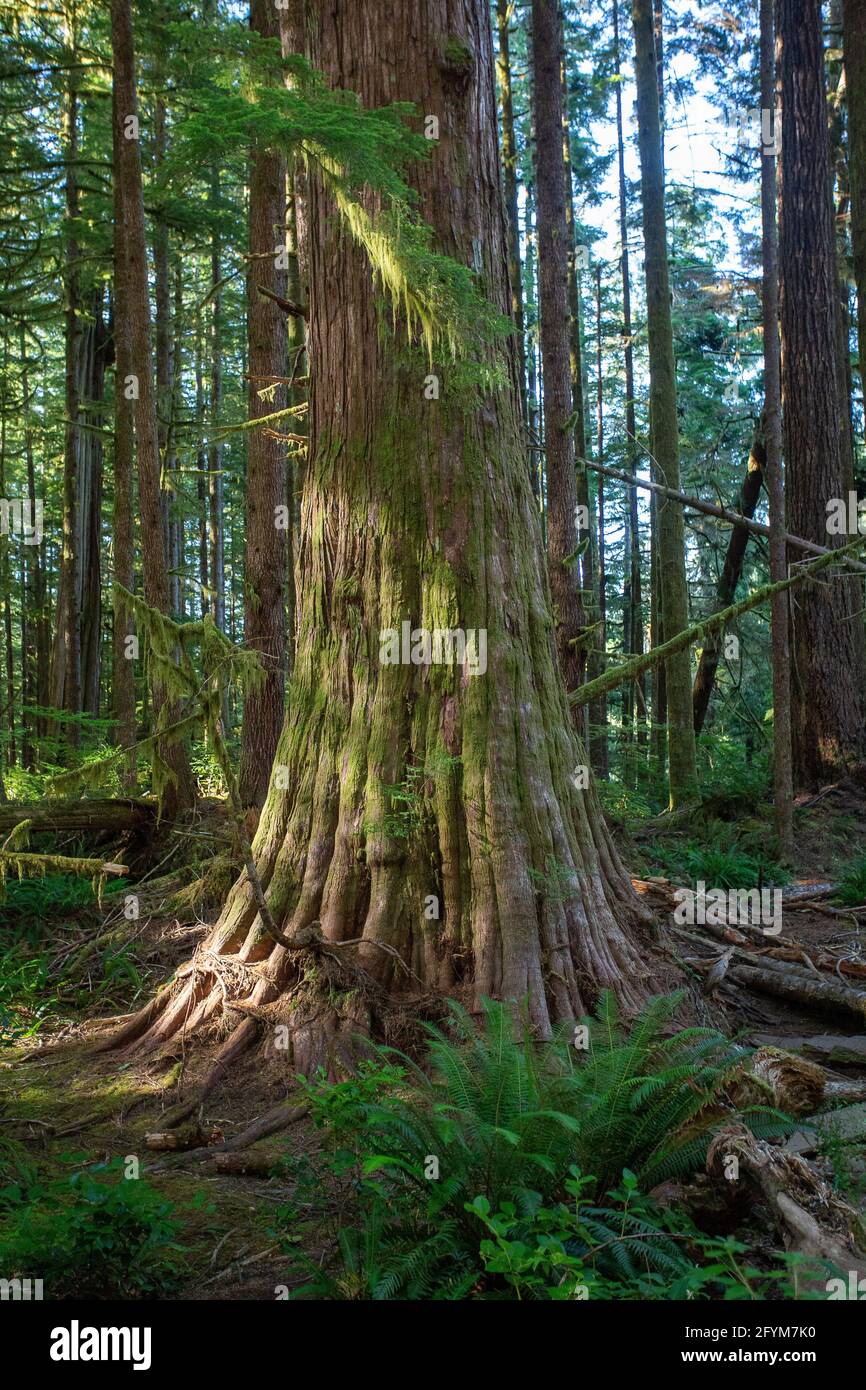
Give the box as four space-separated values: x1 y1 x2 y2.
777 0 866 788
107 0 660 1077
691 423 765 734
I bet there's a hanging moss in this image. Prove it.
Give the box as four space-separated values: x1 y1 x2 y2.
49 591 265 819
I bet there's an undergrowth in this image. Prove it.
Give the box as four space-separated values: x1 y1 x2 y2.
0 1157 186 1298
639 820 790 891
270 991 796 1300
0 873 142 1044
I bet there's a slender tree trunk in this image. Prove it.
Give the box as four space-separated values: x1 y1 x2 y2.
170 258 184 618
525 175 540 463
593 263 608 774
195 314 209 618
777 0 866 787
111 0 659 1071
561 52 593 605
19 326 45 764
52 20 82 743
111 0 194 815
112 76 138 794
691 423 764 734
208 189 226 638
79 291 107 719
239 0 290 811
495 0 527 429
843 0 866 430
154 91 173 603
613 0 645 772
761 0 794 857
0 353 14 768
631 0 697 806
533 0 586 706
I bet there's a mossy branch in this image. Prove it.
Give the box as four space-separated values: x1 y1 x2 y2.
0 848 127 909
570 532 866 707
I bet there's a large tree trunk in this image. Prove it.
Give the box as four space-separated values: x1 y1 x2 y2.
110 0 659 1074
238 0 289 811
111 0 195 818
777 0 866 788
631 0 697 806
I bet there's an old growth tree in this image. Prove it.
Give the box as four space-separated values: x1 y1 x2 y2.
110 0 660 1070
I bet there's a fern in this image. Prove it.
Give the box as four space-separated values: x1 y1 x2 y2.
282 991 791 1299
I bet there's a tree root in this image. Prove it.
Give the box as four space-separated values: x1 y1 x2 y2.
146 1101 309 1171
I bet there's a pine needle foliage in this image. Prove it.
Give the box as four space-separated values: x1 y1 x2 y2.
164 31 510 364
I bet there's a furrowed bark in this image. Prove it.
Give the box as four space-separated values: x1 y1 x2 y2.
533 0 586 705
111 0 195 818
761 0 794 857
777 0 866 788
239 0 290 811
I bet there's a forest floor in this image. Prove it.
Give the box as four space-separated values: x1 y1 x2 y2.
2 782 866 1299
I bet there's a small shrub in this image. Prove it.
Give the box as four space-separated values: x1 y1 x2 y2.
835 852 866 907
0 1163 184 1297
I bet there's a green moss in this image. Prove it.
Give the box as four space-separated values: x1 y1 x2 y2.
441 36 473 72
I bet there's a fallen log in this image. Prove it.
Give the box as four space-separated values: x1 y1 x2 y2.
707 1124 866 1295
212 1153 277 1176
145 1123 223 1152
0 798 156 837
729 962 866 1021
